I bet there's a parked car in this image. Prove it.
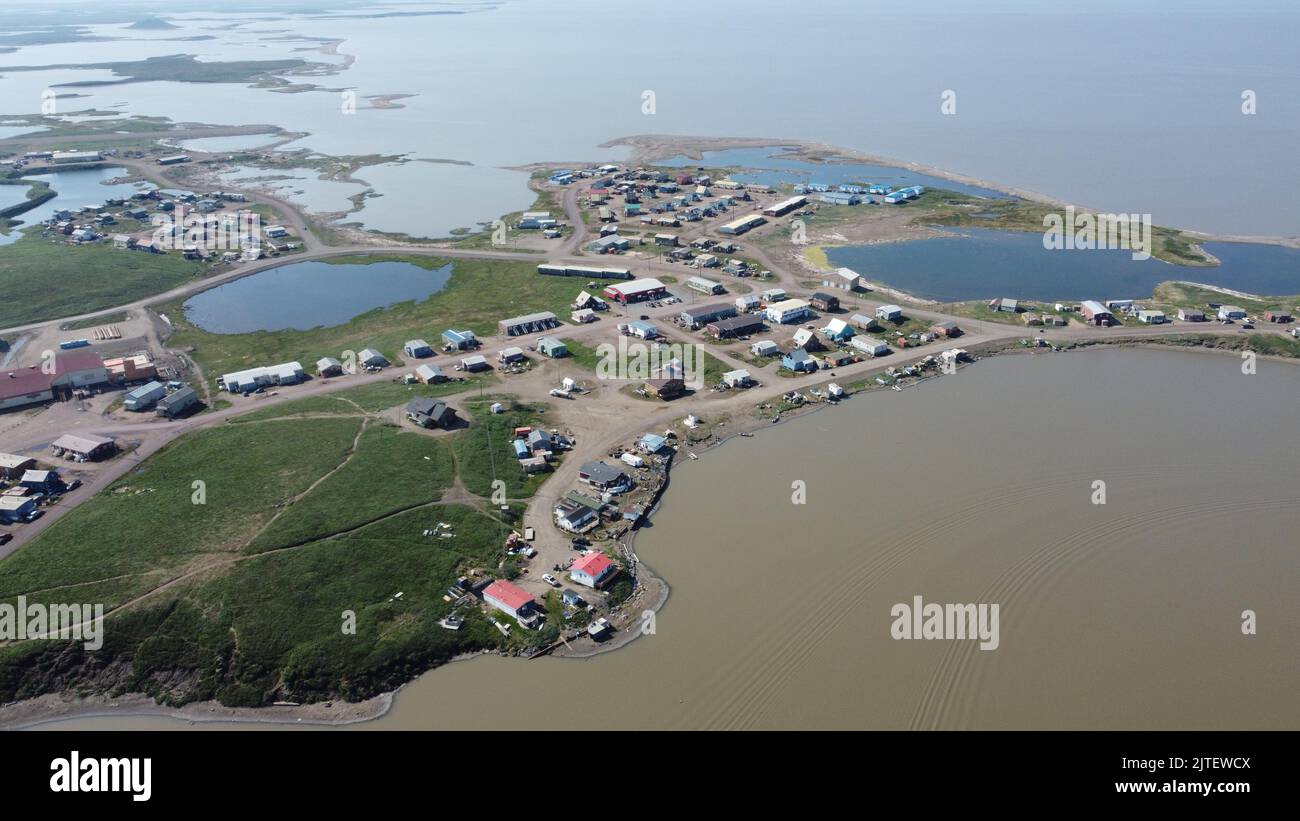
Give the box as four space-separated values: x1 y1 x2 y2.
542 574 560 587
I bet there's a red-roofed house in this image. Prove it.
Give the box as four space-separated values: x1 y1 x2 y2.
570 552 617 589
483 579 538 622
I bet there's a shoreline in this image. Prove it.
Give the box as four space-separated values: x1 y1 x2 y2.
2 337 1297 729
600 134 1300 249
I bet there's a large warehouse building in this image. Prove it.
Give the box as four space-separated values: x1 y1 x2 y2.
0 350 111 411
603 278 669 305
717 214 767 235
762 195 807 217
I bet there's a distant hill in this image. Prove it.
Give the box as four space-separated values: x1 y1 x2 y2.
127 17 178 30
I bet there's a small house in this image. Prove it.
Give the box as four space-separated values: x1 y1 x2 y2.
403 339 433 358
537 336 568 358
751 340 780 357
358 348 388 368
123 381 167 412
499 347 526 365
570 551 617 589
0 496 37 524
792 327 824 352
722 369 752 388
461 355 490 372
850 337 891 357
156 386 199 418
783 348 816 373
578 460 629 491
643 378 685 400
442 329 478 350
20 469 63 493
822 318 854 341
415 363 447 384
483 579 538 623
638 433 669 454
876 304 904 322
810 292 840 312
406 397 457 429
317 357 344 376
850 313 880 331
555 499 598 533
627 320 660 339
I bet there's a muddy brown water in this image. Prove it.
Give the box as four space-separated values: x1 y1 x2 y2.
36 348 1300 730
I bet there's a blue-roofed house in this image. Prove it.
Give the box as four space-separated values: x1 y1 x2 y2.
441 329 478 350
783 348 816 373
626 320 659 339
638 433 669 454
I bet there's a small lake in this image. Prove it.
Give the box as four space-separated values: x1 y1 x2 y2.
183 259 453 334
658 147 1014 201
826 227 1300 302
0 167 154 246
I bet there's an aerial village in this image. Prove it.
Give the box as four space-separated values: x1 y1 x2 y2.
2 153 1297 652
7 149 302 262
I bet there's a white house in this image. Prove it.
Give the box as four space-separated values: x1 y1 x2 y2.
722 369 752 388
570 551 617 588
483 580 538 623
850 337 891 357
1137 309 1166 324
876 304 903 322
765 299 812 324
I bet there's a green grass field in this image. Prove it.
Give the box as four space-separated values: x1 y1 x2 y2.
246 421 456 553
450 396 554 498
0 236 206 327
0 394 552 706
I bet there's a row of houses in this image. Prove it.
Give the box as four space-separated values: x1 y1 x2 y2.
480 544 618 628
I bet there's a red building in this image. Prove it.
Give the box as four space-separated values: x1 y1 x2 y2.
603 278 668 305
